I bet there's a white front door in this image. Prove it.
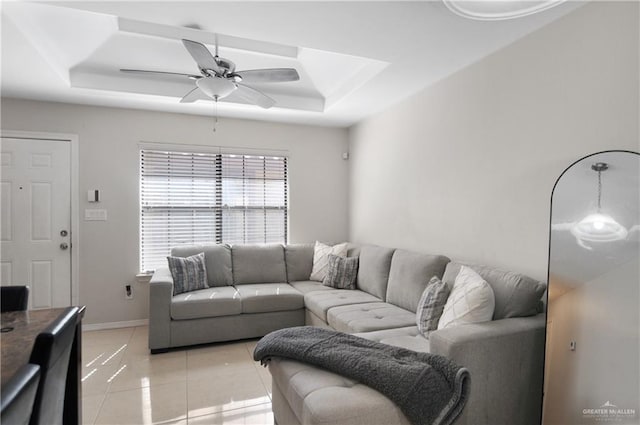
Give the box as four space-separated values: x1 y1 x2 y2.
1 137 71 309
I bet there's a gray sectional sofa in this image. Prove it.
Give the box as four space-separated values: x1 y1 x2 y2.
149 242 546 425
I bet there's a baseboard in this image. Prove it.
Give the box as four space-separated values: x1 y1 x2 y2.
83 319 148 331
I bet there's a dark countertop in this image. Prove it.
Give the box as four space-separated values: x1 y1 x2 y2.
1 308 70 387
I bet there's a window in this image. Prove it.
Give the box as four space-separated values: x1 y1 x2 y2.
140 148 288 273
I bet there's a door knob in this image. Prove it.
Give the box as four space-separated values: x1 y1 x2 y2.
60 230 68 237
60 243 69 250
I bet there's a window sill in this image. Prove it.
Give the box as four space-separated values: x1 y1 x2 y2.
136 273 153 283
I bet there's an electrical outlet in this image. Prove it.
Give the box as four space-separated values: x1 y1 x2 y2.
125 284 133 300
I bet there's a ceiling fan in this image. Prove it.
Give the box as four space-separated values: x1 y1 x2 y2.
120 39 299 109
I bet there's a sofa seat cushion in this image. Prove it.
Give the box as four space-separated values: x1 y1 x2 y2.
355 326 430 353
304 290 381 322
289 280 333 294
327 302 416 333
236 283 304 314
269 357 409 425
171 287 241 320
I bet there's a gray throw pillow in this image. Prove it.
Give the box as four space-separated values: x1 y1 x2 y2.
167 252 208 296
416 276 450 338
323 254 359 290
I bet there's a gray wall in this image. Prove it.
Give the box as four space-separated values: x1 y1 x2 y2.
543 257 639 424
348 1 639 281
1 98 349 324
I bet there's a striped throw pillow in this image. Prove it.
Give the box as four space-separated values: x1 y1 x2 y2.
167 252 208 296
416 276 450 338
323 254 359 289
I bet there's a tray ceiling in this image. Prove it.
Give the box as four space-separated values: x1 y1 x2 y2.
1 1 582 126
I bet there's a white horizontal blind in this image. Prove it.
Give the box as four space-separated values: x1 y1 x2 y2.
221 155 288 244
140 149 288 272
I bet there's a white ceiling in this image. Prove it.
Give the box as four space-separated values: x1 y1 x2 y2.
550 151 640 293
1 1 583 127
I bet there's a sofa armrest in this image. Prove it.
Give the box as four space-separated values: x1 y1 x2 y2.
148 267 174 352
429 314 546 425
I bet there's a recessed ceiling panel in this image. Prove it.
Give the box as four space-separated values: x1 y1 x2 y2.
4 3 388 113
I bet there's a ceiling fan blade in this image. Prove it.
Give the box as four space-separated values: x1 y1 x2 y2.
179 87 206 103
182 39 221 75
234 68 300 83
234 84 276 109
120 69 200 80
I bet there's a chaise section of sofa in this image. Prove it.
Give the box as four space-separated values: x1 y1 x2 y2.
268 248 546 425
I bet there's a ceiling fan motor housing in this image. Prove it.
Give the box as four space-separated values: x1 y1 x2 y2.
211 57 235 75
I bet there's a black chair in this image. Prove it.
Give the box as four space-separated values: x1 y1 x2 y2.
1 286 30 312
1 364 41 425
28 307 79 425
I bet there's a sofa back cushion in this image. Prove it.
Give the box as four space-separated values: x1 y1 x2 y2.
232 244 287 284
442 262 546 320
386 250 450 312
171 244 233 287
285 244 314 282
356 245 396 300
347 243 361 258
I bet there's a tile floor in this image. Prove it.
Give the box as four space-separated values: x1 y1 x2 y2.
81 326 274 425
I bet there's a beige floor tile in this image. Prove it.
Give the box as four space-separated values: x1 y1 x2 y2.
188 403 274 425
95 381 187 425
187 369 270 418
186 344 256 382
121 326 151 357
109 351 187 392
243 340 259 357
83 326 276 424
82 361 121 397
253 363 272 398
187 341 253 361
83 342 129 372
82 394 105 425
83 327 135 347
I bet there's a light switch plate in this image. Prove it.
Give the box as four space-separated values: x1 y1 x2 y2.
85 209 107 221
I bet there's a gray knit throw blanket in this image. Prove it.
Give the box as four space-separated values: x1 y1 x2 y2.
253 326 470 425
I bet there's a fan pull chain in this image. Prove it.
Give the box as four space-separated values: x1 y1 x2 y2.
213 96 219 133
597 169 602 211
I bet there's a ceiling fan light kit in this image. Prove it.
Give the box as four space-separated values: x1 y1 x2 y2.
443 0 567 20
196 77 236 99
570 162 628 243
120 38 299 109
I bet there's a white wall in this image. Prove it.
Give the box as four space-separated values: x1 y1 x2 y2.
543 257 639 424
1 99 349 324
348 1 639 281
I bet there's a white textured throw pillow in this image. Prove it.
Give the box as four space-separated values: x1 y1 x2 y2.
438 265 495 330
310 241 348 282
